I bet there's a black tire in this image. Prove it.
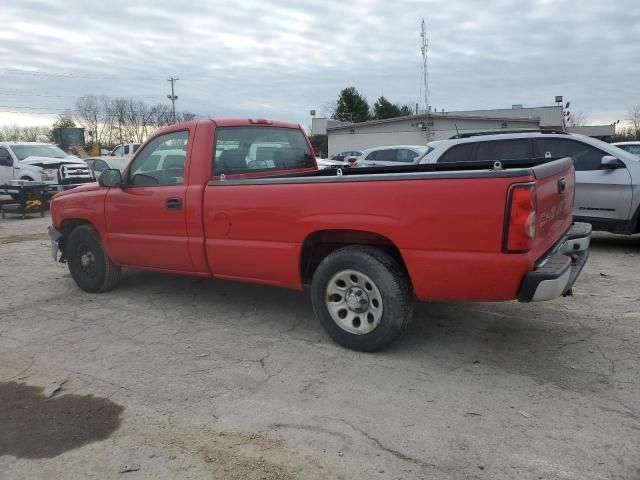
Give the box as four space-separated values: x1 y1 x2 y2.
66 225 121 293
310 246 412 351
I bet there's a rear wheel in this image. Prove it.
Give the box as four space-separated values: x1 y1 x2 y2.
310 246 412 351
66 225 121 293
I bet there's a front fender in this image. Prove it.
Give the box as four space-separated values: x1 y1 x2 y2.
50 187 112 256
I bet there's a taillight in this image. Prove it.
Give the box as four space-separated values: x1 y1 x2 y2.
503 183 537 253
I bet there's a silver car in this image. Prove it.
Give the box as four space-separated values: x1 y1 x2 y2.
613 142 640 157
354 145 431 168
420 131 640 234
84 156 130 178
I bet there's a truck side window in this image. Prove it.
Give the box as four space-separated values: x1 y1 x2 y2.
437 143 475 163
534 139 606 171
213 127 314 175
129 131 189 186
0 147 13 166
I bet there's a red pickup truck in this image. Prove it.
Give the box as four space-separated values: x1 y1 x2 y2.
48 119 591 351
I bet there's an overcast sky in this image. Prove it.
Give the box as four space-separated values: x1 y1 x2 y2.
1 0 639 128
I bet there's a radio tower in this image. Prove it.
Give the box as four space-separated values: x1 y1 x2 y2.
420 19 430 140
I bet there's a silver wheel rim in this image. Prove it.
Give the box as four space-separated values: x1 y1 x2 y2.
325 269 384 335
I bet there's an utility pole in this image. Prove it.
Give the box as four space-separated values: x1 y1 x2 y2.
420 19 430 141
167 77 179 123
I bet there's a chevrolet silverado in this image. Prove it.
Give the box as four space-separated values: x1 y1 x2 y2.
48 119 591 351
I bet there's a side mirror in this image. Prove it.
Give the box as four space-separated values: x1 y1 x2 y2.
601 155 623 169
98 169 123 187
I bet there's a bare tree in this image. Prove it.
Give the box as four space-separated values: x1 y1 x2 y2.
148 103 174 129
109 98 128 146
61 93 199 147
568 111 588 127
627 104 640 139
177 111 197 123
0 125 50 142
98 95 115 147
74 94 100 144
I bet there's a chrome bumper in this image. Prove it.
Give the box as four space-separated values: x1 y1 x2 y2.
518 222 592 302
48 225 63 262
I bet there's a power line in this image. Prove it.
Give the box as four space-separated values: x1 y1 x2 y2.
0 92 77 99
0 67 168 80
0 91 165 101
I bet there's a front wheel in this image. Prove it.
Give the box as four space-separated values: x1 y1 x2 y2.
310 246 412 351
66 225 121 293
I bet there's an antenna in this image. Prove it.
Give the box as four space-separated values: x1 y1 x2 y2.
420 19 430 140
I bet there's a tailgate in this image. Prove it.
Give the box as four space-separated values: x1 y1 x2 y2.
530 157 575 259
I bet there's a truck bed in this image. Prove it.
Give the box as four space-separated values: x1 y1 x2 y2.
202 157 574 301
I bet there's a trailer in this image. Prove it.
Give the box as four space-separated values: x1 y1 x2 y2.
0 181 48 219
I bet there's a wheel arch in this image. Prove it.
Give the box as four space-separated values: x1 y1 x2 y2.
58 219 98 260
300 229 411 287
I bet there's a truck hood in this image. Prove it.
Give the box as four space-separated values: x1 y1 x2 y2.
19 156 85 168
52 182 100 199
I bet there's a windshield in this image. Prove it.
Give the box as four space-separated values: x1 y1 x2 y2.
109 157 130 170
11 144 68 160
615 144 640 156
597 141 640 162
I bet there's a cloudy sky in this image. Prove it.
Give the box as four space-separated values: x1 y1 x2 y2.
1 0 639 128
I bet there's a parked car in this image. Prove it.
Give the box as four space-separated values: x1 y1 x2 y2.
84 156 130 178
331 150 363 164
418 130 640 234
353 145 431 167
49 119 590 351
0 142 94 192
316 158 350 169
612 141 640 157
110 143 140 157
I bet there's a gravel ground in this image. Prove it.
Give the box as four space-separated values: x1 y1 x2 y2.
0 213 639 479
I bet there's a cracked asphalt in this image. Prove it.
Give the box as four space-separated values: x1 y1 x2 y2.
0 213 639 479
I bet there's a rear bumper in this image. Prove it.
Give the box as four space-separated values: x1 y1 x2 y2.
518 222 591 302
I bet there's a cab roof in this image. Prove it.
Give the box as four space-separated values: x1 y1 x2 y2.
211 118 302 129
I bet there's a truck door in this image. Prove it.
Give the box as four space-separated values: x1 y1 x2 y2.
0 147 14 183
105 130 194 271
534 138 633 228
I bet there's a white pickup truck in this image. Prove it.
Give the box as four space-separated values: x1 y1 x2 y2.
0 142 94 192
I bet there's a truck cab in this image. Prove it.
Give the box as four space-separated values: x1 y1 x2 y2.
110 143 140 157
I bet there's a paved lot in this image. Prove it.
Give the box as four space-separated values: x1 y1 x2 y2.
1 213 639 479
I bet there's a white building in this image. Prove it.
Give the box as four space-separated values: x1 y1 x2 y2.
326 112 540 157
447 105 564 129
567 125 616 142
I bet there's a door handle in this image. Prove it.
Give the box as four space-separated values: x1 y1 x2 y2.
165 198 182 210
558 177 566 193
